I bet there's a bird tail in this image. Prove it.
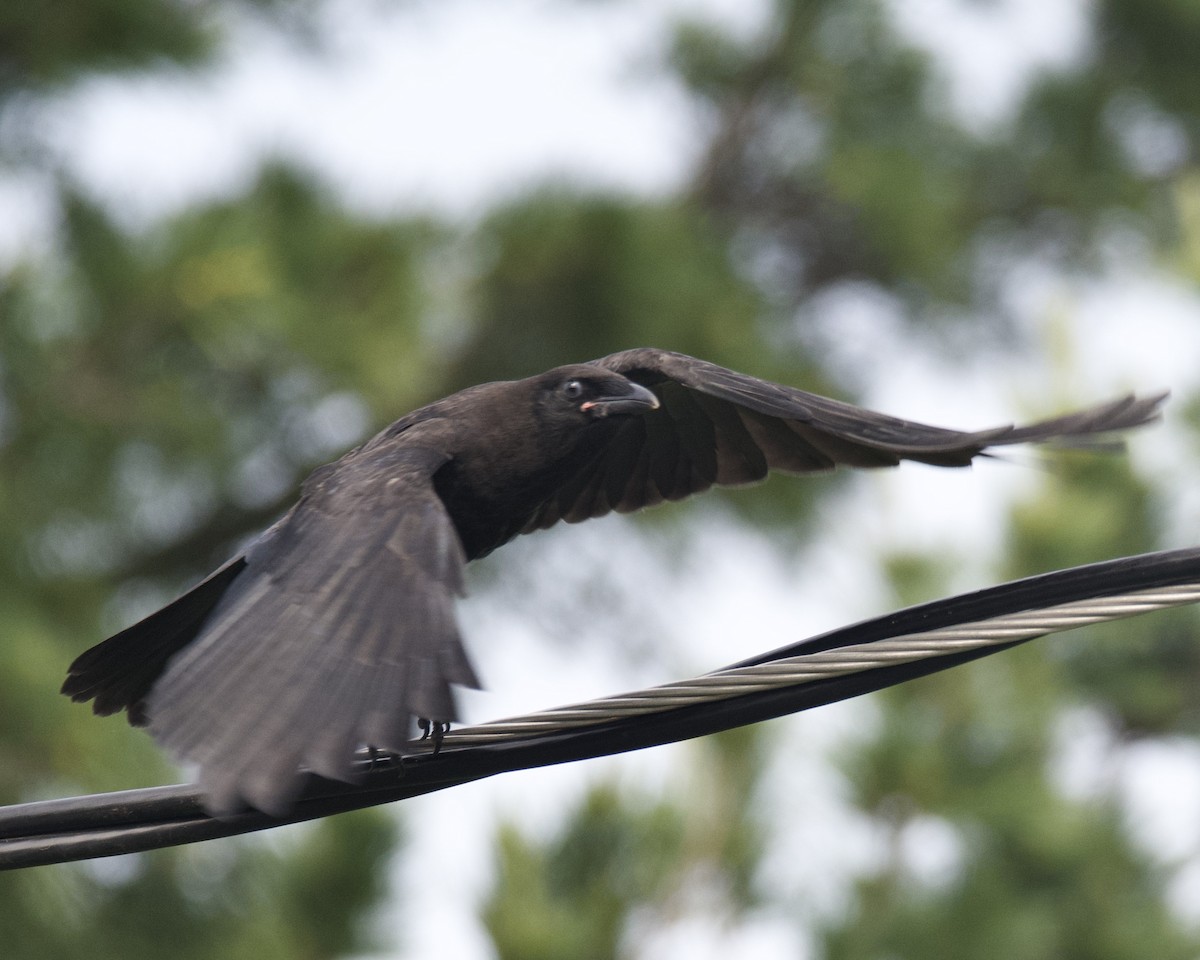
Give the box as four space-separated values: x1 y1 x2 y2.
61 558 247 726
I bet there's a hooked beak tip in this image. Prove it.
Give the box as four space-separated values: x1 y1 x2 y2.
583 382 659 417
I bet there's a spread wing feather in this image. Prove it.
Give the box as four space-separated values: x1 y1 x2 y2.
520 348 1167 534
73 443 477 817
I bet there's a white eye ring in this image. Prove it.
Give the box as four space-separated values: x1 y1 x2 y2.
563 379 584 400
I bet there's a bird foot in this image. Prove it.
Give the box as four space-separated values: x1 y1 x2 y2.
417 718 450 755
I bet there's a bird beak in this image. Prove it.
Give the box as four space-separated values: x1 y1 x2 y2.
581 381 660 417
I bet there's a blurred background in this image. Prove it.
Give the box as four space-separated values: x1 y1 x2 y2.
4 0 1200 957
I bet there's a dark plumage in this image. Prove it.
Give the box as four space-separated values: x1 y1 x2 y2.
62 348 1167 815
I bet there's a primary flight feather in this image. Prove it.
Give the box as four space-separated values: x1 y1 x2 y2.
62 348 1166 815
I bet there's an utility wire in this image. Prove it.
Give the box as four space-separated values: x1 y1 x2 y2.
429 582 1200 744
4 546 1199 870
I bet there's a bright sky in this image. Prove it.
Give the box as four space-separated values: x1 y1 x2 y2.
15 0 1091 226
29 0 757 224
14 0 1200 956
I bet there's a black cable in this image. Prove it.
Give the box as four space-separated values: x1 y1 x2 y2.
4 546 1199 870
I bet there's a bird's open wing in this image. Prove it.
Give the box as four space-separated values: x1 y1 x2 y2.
520 347 1167 531
77 443 477 817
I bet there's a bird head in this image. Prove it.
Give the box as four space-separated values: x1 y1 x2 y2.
534 365 660 425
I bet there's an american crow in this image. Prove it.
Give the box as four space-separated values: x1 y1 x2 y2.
62 348 1166 815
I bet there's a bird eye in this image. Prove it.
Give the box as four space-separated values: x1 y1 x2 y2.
562 379 584 400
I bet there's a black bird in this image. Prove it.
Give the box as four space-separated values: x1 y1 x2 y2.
62 348 1166 815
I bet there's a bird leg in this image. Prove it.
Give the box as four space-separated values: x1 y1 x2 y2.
362 744 405 773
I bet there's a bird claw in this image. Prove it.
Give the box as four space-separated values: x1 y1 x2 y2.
363 744 403 773
417 717 450 755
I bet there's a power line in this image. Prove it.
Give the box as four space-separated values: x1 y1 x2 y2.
4 546 1199 871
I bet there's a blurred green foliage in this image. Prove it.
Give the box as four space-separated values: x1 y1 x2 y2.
1 0 1198 957
484 728 767 960
0 0 307 100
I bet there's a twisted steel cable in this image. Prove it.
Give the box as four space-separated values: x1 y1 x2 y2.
423 582 1200 747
